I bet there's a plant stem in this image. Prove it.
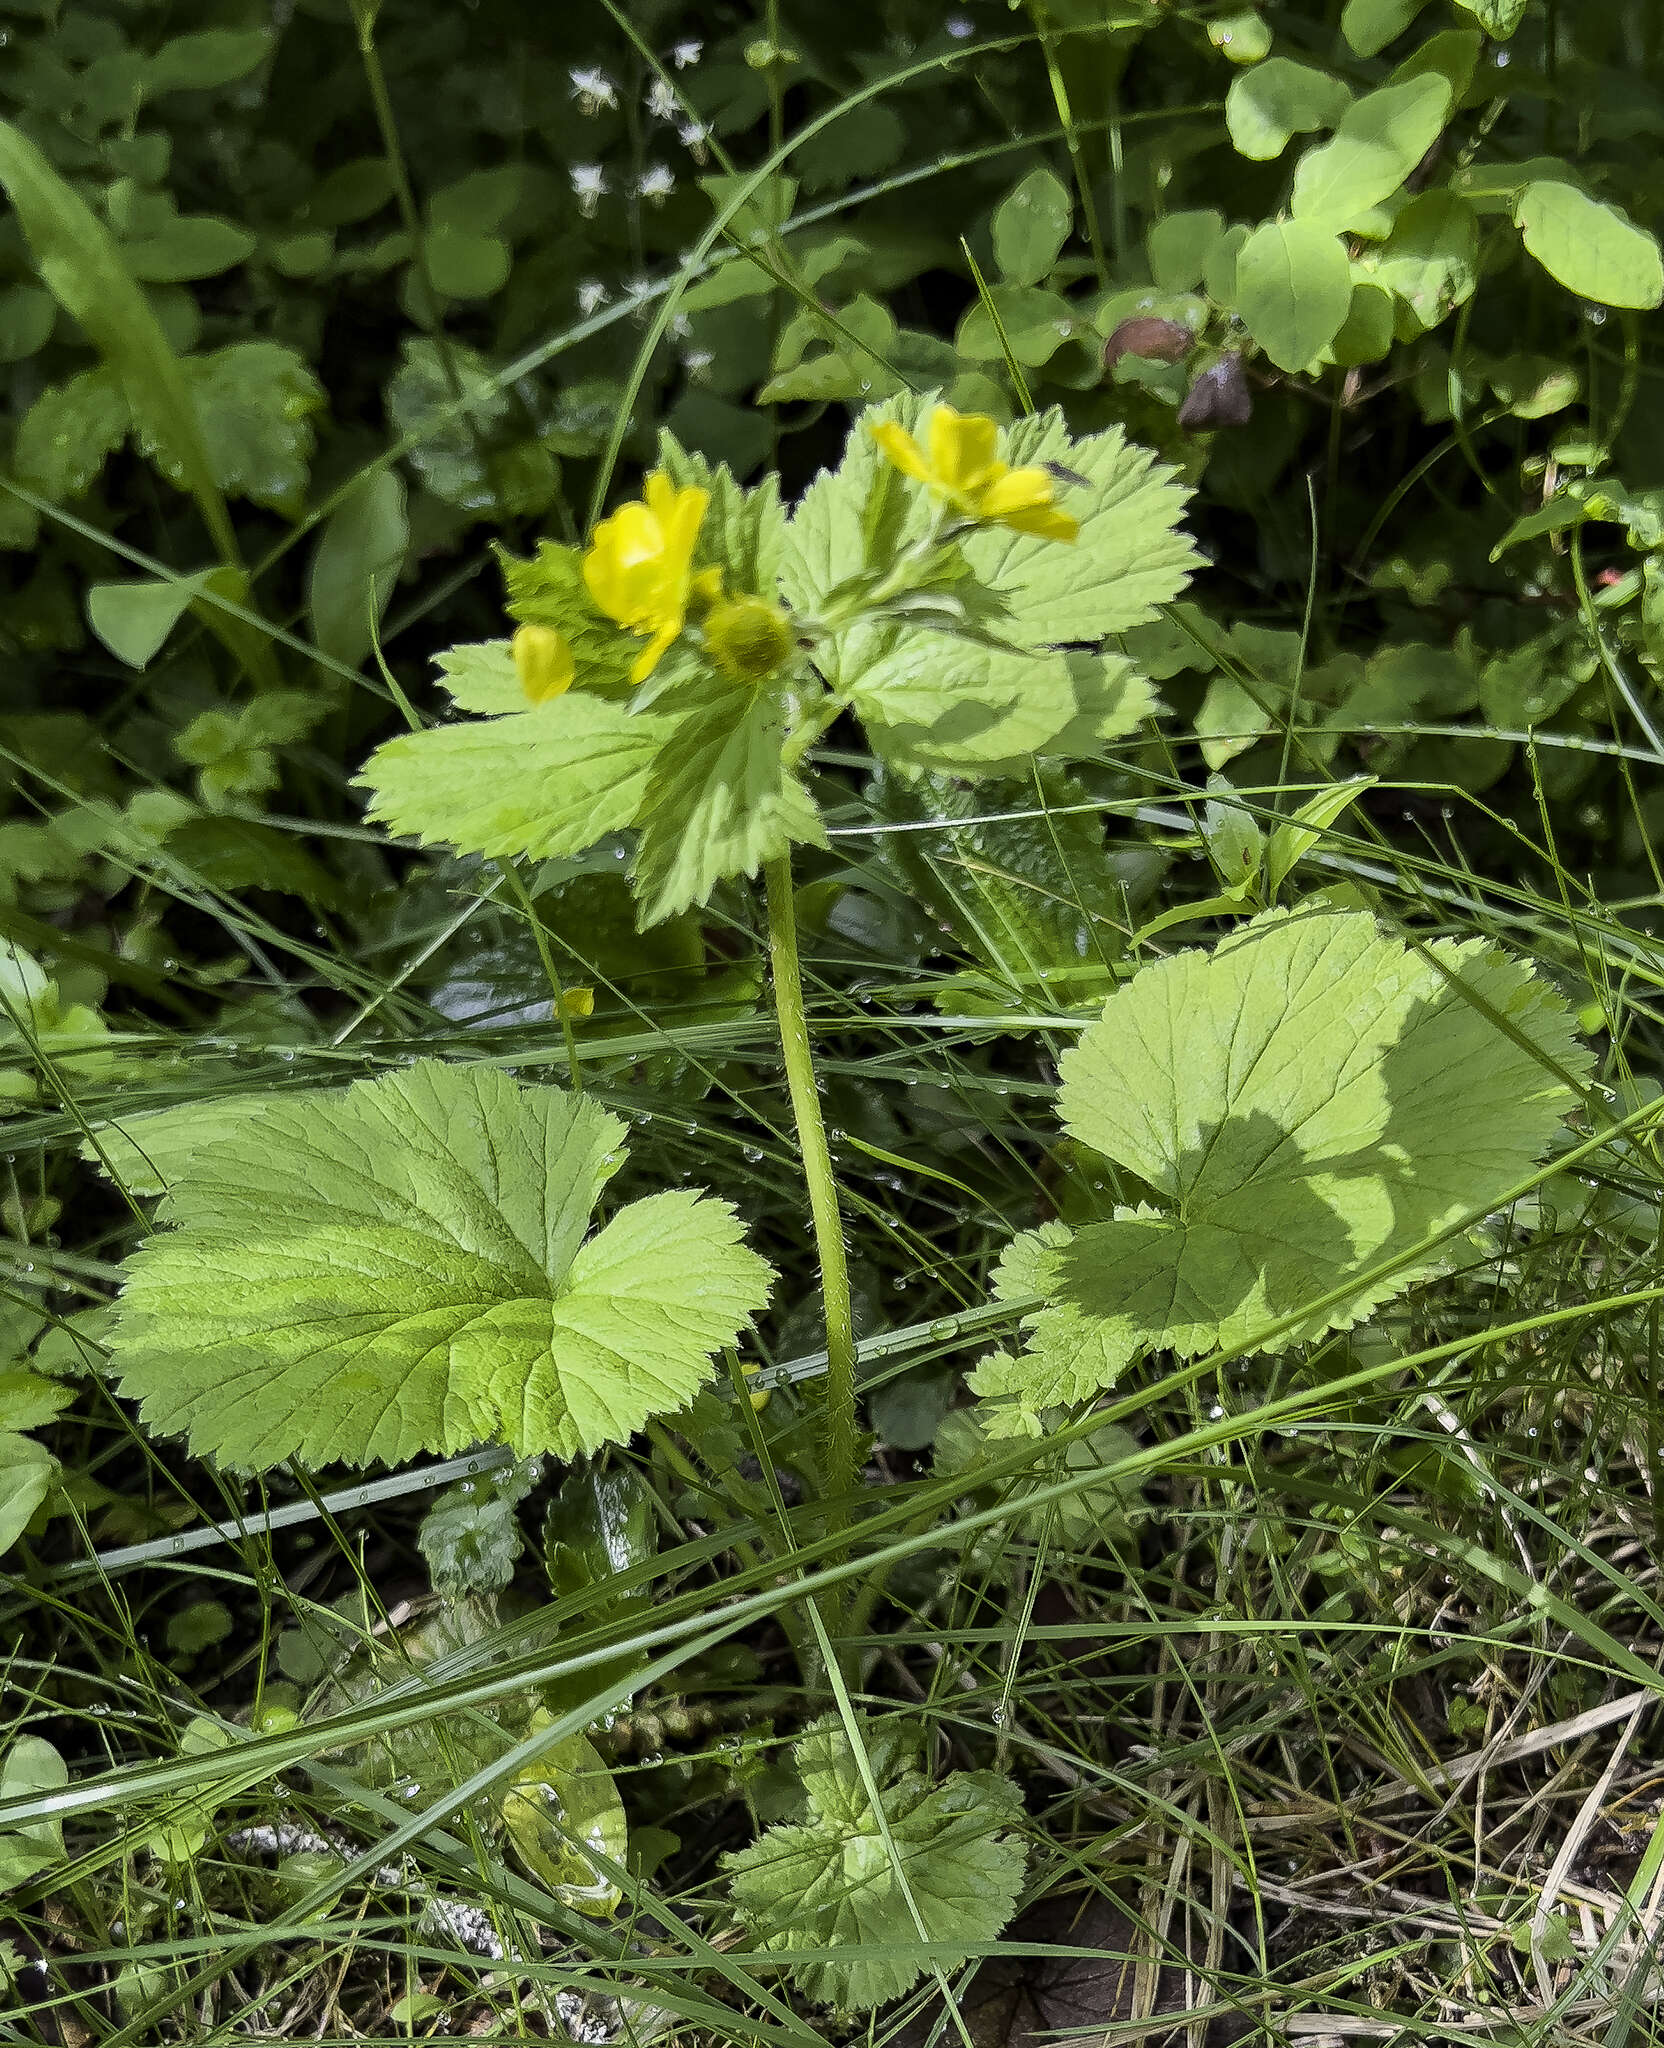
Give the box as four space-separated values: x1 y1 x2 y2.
763 852 858 1522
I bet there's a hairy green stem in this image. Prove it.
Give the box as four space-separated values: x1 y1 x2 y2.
763 853 859 1522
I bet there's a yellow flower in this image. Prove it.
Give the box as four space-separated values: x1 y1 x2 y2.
703 593 794 682
582 474 710 683
871 404 1079 543
512 624 575 704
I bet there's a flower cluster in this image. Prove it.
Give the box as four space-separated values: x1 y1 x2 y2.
514 409 1073 708
511 471 795 701
871 405 1079 542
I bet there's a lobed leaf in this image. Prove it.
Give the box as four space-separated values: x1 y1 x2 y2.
975 910 1590 1434
106 1063 774 1470
724 1715 1027 2011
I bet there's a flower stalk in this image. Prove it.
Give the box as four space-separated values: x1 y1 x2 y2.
763 852 859 1525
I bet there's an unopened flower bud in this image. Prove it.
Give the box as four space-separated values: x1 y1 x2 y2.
513 624 575 704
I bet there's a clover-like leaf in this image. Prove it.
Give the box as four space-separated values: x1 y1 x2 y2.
972 910 1589 1434
724 1715 1027 2012
106 1063 774 1470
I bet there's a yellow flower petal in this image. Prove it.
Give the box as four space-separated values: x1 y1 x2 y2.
582 473 710 674
629 618 679 684
870 420 932 483
977 465 1078 542
928 405 1001 495
995 502 1079 542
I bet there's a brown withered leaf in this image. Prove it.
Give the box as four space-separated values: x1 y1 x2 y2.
1103 317 1195 371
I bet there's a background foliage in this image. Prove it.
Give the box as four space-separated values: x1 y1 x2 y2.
7 0 1664 2040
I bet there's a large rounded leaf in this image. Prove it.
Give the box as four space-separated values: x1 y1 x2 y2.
1515 183 1664 311
1234 219 1354 371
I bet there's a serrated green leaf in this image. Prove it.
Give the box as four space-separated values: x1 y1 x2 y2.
14 366 129 499
432 640 523 716
968 1223 1141 1432
0 1369 72 1433
386 337 557 518
418 1454 539 1599
1039 651 1163 761
1291 75 1451 231
1515 183 1664 311
794 100 907 193
161 341 324 513
974 911 1588 1433
497 540 640 691
991 167 1072 286
848 638 1082 773
0 117 237 563
359 691 670 862
631 674 825 926
724 1715 1027 2012
1225 59 1353 161
870 764 1122 993
1234 220 1354 371
935 1404 1141 1543
107 1063 774 1470
787 400 1194 773
307 469 409 669
164 815 344 906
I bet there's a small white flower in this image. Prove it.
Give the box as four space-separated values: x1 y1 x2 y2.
946 12 974 35
577 279 609 315
637 162 676 206
682 347 714 381
668 311 693 339
670 37 702 67
570 162 607 217
646 77 679 120
677 118 710 162
569 66 617 113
